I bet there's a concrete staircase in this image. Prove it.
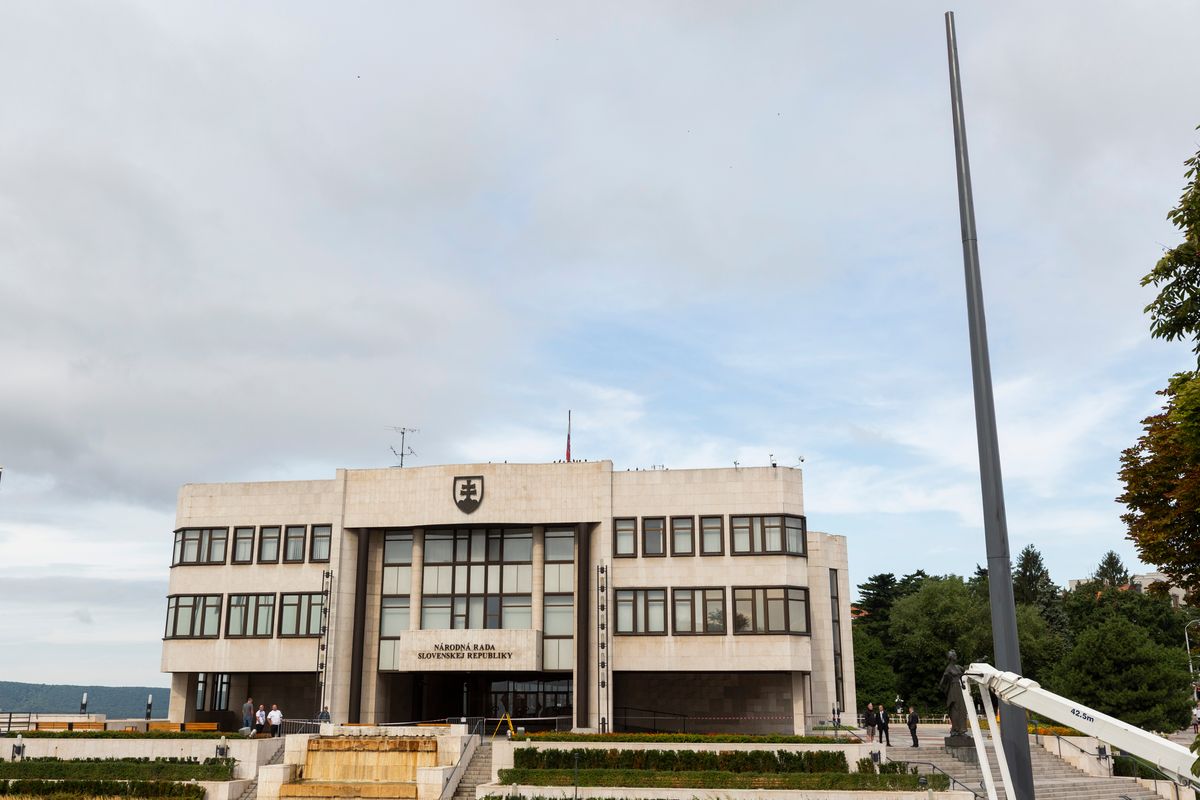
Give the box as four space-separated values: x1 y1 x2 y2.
896 738 1162 800
235 738 288 800
452 741 492 800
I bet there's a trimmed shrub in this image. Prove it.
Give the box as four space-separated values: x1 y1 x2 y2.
0 758 233 781
497 767 949 790
10 732 228 740
512 748 848 774
856 757 876 774
524 731 838 744
0 780 205 799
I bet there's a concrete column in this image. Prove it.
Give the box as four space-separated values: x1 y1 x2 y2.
230 675 250 720
168 673 189 723
791 672 808 735
531 526 545 638
410 528 424 630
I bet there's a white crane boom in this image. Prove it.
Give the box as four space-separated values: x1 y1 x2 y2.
961 662 1195 798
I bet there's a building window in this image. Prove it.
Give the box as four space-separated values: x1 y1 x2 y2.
232 528 255 564
172 529 228 566
164 595 222 639
670 517 694 556
830 569 845 710
195 673 207 712
283 526 307 563
614 588 667 635
732 587 809 634
544 528 575 593
310 525 332 562
258 527 281 563
613 518 636 557
641 518 665 557
213 673 231 711
226 594 275 637
382 530 413 594
381 597 410 637
420 528 533 630
279 592 325 636
544 594 574 670
672 588 725 634
730 515 806 556
700 516 724 555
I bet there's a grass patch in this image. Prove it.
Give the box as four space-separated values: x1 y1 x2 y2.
523 732 843 744
498 767 950 790
0 759 233 782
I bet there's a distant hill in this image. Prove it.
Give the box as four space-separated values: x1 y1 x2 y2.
0 681 170 719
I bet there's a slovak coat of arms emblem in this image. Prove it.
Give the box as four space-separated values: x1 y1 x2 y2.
453 476 484 514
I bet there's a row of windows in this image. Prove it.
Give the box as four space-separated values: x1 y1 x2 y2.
614 586 810 636
613 515 806 558
163 592 326 639
171 525 332 566
383 528 575 566
378 593 575 635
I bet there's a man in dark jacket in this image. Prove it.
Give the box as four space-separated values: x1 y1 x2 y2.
877 702 891 745
863 702 877 742
907 706 919 747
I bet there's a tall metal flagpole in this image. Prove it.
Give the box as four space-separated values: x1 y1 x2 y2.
944 12 1035 800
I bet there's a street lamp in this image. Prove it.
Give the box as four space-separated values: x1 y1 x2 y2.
1184 619 1200 703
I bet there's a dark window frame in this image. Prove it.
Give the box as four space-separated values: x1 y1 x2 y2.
419 527 534 631
283 525 308 563
670 516 695 556
731 585 811 636
225 593 276 638
310 524 332 562
613 587 668 636
171 528 229 566
613 518 637 558
729 514 807 557
278 592 326 637
699 516 725 556
231 527 256 565
544 528 576 563
163 594 223 639
258 526 281 564
641 517 666 558
671 587 726 635
380 595 411 639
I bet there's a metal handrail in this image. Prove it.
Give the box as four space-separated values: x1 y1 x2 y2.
889 758 984 799
1111 751 1195 800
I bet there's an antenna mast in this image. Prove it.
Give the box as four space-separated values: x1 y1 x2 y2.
385 426 419 468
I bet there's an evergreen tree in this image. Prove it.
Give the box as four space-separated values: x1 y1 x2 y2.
856 573 900 644
1051 616 1191 731
1013 544 1052 604
851 624 899 712
1093 550 1130 588
896 570 929 597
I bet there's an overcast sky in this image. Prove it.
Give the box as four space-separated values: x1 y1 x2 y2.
2 1 1199 688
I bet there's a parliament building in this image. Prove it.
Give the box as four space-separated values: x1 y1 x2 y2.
161 461 855 734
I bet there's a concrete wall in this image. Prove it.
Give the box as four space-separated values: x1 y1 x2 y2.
477 786 973 800
0 736 280 780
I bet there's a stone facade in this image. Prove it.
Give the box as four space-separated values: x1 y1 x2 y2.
162 461 854 733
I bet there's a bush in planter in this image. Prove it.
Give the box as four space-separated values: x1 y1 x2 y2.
512 748 848 773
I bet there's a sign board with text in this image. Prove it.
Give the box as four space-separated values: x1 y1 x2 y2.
378 628 542 672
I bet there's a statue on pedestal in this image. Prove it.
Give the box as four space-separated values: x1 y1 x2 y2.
940 649 973 748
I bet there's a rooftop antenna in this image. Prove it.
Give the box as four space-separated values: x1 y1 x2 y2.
385 426 418 468
769 454 777 467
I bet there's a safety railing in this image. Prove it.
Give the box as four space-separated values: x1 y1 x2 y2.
281 718 323 736
438 719 484 800
889 759 984 799
0 713 33 733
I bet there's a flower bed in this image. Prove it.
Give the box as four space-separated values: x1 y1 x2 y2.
522 732 840 744
497 768 949 790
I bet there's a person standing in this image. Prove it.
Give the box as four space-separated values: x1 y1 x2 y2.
267 704 283 737
242 697 254 733
317 706 331 723
255 705 266 735
907 706 919 747
877 702 891 746
863 702 877 742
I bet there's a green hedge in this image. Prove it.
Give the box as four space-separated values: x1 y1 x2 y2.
513 747 847 773
1114 756 1165 779
0 758 234 781
9 732 228 741
498 768 950 790
524 732 840 744
0 780 205 799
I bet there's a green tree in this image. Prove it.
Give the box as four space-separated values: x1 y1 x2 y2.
896 570 930 597
852 624 899 712
1061 584 1190 650
1013 545 1052 604
1121 131 1200 601
1051 616 1191 732
856 573 900 644
1092 550 1131 589
1139 127 1200 358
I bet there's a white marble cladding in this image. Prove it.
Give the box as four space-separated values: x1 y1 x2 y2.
161 636 318 673
378 628 542 671
611 465 804 518
613 629 812 672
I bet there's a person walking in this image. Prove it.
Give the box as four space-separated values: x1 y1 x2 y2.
907 706 919 747
863 702 877 742
242 697 254 733
267 704 283 737
877 702 891 746
254 705 266 735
